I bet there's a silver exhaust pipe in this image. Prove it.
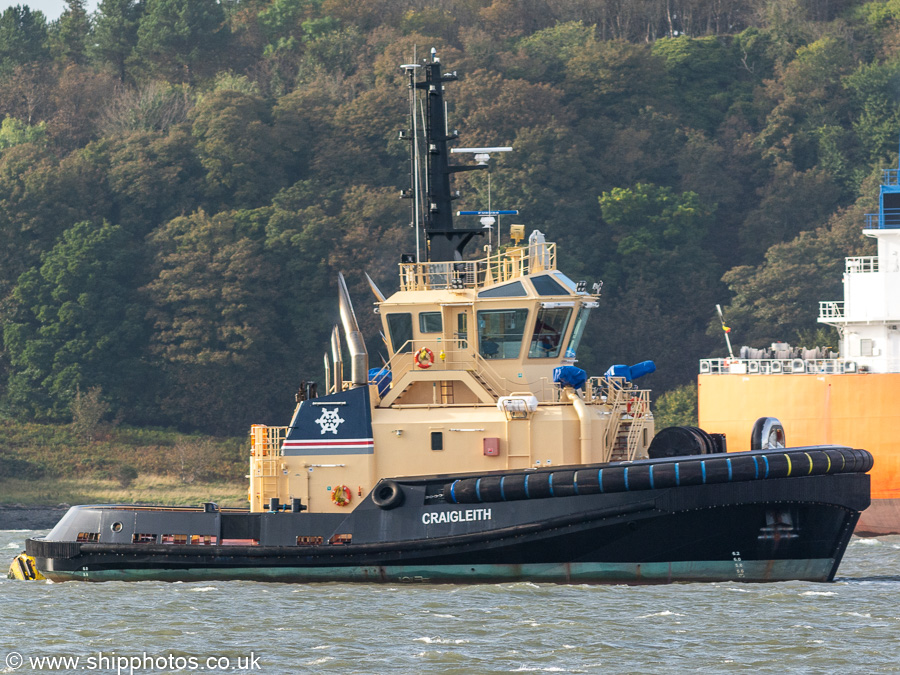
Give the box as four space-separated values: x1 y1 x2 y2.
323 352 332 395
331 325 343 391
338 272 369 387
364 271 386 302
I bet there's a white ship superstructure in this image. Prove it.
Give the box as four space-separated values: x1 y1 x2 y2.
818 180 900 373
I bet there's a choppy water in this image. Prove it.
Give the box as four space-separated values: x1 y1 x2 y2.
2 531 900 674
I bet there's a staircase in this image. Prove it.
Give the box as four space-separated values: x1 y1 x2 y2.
470 370 499 399
600 387 652 463
609 421 633 462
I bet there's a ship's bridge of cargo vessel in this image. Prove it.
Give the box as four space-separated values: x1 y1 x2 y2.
248 236 655 515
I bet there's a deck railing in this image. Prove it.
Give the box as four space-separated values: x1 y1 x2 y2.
818 301 844 321
371 339 561 402
250 425 287 456
845 256 879 273
399 242 556 291
865 210 900 229
699 358 853 375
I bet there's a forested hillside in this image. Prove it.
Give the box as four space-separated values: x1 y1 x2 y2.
0 0 896 434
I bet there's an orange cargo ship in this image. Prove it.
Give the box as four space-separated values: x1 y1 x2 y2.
699 161 900 536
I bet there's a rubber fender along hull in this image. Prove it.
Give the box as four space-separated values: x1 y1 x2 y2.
28 471 867 584
444 446 872 505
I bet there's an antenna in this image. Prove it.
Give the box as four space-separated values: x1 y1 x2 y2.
716 304 735 360
452 147 513 249
400 55 422 263
401 49 489 262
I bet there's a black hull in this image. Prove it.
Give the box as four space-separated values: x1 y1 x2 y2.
28 450 870 584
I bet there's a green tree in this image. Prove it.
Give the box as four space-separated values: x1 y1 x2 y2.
844 59 900 166
654 384 698 429
134 0 227 82
0 116 47 150
3 220 148 419
513 21 595 82
566 39 666 118
0 144 112 298
719 184 875 349
756 36 856 171
737 160 840 261
651 35 748 132
191 89 292 207
143 209 289 432
597 183 722 392
93 0 143 81
105 127 205 235
52 0 91 65
399 8 456 42
0 6 50 72
295 26 362 82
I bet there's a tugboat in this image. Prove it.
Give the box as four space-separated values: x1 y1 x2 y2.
22 51 871 584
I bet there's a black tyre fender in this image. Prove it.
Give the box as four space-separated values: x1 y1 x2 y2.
371 479 404 509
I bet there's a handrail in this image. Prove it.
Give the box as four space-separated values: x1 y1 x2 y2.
624 391 651 460
250 425 287 457
471 351 519 398
373 339 564 402
600 378 629 454
818 301 844 320
376 339 471 381
845 256 878 274
699 358 853 375
865 210 900 229
399 243 557 291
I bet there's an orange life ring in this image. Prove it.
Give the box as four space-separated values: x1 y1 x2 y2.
331 485 352 507
415 347 435 369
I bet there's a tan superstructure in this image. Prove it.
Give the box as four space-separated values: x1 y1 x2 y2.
249 236 654 513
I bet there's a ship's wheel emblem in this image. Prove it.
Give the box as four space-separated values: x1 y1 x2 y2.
315 408 345 435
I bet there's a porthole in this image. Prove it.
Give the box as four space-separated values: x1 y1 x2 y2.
111 522 123 533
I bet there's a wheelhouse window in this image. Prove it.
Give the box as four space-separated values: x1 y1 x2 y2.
387 313 413 353
528 306 572 358
565 306 591 358
477 309 529 359
552 272 578 292
477 281 527 298
531 274 568 296
419 311 442 333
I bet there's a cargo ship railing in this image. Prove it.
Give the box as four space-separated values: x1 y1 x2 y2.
819 301 844 321
699 358 856 375
845 256 879 273
865 210 900 229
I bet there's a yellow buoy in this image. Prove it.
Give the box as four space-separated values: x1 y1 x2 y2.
7 553 45 581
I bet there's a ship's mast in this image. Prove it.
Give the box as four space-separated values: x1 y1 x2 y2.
405 48 485 262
